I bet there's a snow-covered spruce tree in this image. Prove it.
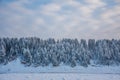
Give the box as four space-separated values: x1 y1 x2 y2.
62 39 72 65
94 39 118 65
41 47 50 66
0 39 7 65
116 39 120 64
88 39 95 59
94 40 104 64
111 39 120 65
21 47 32 66
70 55 76 67
78 39 90 67
50 44 61 67
99 40 112 65
32 47 42 67
8 47 17 61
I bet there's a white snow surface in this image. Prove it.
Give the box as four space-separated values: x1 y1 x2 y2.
0 59 120 74
0 59 120 80
0 73 120 80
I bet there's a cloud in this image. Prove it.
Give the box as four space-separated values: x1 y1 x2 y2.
0 0 120 39
115 0 120 3
41 3 61 12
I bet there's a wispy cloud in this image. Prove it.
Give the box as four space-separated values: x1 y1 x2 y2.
0 0 120 39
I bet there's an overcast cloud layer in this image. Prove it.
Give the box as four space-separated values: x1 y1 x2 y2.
0 0 120 39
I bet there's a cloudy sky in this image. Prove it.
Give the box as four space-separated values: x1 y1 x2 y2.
0 0 120 39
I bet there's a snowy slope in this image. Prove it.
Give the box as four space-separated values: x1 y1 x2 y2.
0 73 120 80
0 59 120 74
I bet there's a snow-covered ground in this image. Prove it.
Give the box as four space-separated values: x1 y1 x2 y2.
0 73 120 80
0 59 120 80
0 59 120 74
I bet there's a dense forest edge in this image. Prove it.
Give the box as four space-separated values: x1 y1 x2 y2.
0 38 120 67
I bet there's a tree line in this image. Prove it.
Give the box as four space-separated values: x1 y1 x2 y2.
0 38 120 67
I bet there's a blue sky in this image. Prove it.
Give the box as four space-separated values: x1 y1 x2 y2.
0 0 120 39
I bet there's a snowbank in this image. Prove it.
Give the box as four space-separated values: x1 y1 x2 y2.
0 59 120 74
